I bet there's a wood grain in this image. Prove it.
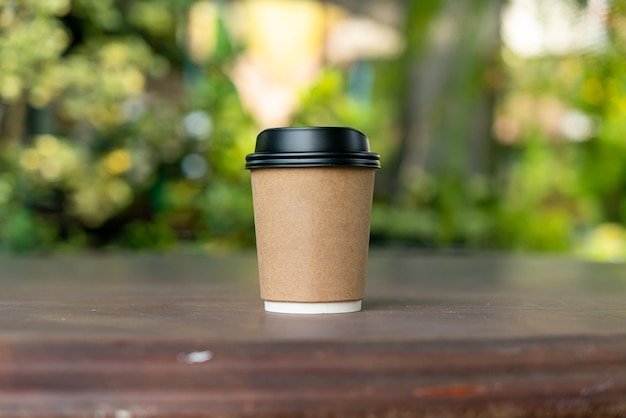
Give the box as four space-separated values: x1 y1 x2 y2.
0 252 625 416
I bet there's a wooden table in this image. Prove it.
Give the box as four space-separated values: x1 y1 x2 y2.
1 252 625 417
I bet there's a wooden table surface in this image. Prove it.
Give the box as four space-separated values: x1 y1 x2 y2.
1 251 625 417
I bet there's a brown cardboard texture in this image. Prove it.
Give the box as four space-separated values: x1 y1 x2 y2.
251 167 375 303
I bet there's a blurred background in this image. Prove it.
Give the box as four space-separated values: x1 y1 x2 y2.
0 0 625 260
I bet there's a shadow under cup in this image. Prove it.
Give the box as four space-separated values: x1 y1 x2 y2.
246 127 380 315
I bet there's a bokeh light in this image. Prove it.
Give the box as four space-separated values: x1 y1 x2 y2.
0 0 624 258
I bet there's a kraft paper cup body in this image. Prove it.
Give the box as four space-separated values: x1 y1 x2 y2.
246 127 380 315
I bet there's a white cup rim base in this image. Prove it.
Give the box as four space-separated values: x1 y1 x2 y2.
264 300 362 314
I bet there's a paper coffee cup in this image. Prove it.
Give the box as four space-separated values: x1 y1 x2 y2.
246 127 380 314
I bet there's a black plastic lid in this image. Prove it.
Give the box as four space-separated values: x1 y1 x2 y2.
245 127 380 169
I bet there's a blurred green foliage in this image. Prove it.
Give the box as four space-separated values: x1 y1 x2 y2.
491 1 626 257
0 0 625 259
0 0 255 252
